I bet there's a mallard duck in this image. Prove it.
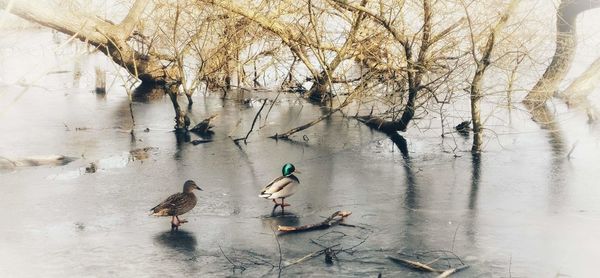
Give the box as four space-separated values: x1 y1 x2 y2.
259 163 300 213
151 180 202 231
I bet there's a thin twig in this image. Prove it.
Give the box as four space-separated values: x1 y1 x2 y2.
285 243 340 268
269 106 343 139
218 244 246 272
234 99 268 143
567 141 578 160
451 224 460 251
262 90 282 128
339 233 370 255
271 226 283 278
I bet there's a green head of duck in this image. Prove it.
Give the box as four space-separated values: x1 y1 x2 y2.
282 163 296 176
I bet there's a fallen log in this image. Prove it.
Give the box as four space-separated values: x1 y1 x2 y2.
278 211 352 232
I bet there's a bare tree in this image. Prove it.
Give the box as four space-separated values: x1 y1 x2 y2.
3 0 592 142
561 56 600 109
335 0 466 133
199 0 370 104
0 0 178 84
524 0 600 106
464 0 519 152
0 0 203 130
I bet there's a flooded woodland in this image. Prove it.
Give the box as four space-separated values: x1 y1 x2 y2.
1 0 600 277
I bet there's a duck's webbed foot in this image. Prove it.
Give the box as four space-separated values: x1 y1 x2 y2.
272 199 280 208
176 216 188 224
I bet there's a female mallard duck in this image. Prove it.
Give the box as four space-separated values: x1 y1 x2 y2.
259 163 300 213
151 180 202 231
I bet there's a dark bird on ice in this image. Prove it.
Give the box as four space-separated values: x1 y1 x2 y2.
151 180 202 231
455 120 471 133
190 114 217 135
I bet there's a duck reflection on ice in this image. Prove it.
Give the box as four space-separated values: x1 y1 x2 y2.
154 230 198 255
261 211 300 229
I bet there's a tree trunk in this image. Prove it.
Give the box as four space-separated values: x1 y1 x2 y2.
469 0 518 153
470 69 485 153
167 85 189 132
0 0 179 85
307 0 367 104
524 0 600 106
561 56 600 106
308 74 330 103
1 0 189 130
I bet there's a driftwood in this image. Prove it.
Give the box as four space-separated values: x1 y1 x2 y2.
0 155 76 169
436 265 470 278
278 211 352 232
387 256 469 277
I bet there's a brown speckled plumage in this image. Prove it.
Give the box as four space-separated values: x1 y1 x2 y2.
150 180 202 230
151 192 197 216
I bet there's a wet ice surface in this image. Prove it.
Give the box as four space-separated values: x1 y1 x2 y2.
2 31 600 277
1 84 600 278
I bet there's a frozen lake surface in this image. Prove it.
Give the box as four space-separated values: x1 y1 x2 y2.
1 30 600 277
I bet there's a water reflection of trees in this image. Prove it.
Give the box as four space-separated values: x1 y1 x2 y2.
527 104 568 211
469 153 481 211
464 153 481 245
402 155 418 211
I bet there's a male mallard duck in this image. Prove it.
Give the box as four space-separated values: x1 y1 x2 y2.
151 180 202 231
259 163 300 213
